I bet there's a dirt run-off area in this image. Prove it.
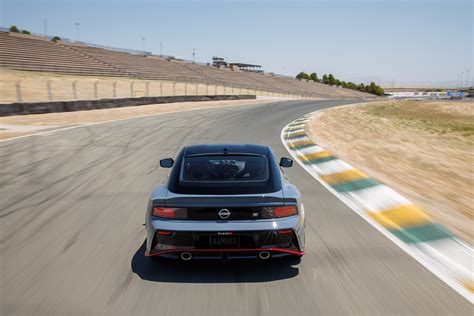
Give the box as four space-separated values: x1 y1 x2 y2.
0 99 271 140
307 100 474 245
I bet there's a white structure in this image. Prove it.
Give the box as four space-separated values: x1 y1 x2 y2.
386 91 448 99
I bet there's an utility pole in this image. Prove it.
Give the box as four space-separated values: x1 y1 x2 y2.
465 69 470 89
160 41 163 56
75 22 80 42
142 37 146 51
192 48 196 63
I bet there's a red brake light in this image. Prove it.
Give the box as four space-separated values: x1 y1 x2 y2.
261 206 298 219
277 229 293 234
153 207 175 218
152 207 187 219
275 206 297 218
156 230 172 235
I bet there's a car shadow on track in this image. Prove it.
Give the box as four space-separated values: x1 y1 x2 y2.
131 242 300 283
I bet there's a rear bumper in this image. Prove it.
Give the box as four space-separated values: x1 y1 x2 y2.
145 216 305 258
146 248 304 259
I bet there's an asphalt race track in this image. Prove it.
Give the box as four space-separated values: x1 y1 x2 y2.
1 100 470 315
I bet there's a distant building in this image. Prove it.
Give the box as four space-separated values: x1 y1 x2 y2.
212 56 227 67
211 57 263 72
386 91 448 99
229 63 263 73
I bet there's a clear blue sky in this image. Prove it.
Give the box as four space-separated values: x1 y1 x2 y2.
1 0 472 87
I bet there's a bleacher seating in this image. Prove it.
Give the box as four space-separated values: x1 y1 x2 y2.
0 31 372 98
0 32 128 77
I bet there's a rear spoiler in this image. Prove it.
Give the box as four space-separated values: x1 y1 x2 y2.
160 191 290 208
184 153 265 158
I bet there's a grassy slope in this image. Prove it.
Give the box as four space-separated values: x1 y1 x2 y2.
307 100 474 245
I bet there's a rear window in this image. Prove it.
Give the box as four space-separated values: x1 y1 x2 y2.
182 155 268 182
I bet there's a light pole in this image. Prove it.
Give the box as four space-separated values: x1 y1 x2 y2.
160 41 163 56
465 69 470 89
43 19 48 37
192 48 196 63
142 37 146 51
75 22 80 42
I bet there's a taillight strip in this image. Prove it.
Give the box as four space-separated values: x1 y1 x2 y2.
156 231 172 235
277 229 293 234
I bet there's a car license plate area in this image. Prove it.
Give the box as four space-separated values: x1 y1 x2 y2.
211 235 239 248
195 233 257 249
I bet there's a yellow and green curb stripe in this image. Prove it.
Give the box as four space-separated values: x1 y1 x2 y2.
284 131 307 139
319 169 379 192
288 140 316 150
330 178 379 192
298 151 336 164
285 125 306 132
389 223 453 244
367 204 431 230
368 204 453 243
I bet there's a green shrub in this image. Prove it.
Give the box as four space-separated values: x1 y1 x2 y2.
322 74 328 84
51 36 61 42
310 72 319 82
296 72 311 80
9 25 20 33
327 74 336 85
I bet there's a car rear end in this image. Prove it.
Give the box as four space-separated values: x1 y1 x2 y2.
145 195 305 260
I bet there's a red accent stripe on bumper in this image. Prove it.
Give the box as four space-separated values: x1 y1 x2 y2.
146 247 305 257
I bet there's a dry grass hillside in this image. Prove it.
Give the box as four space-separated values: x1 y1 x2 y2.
307 100 474 244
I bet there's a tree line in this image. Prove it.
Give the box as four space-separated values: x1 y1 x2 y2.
9 25 61 42
9 25 31 35
296 71 384 96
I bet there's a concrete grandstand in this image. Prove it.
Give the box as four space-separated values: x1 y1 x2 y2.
0 31 373 103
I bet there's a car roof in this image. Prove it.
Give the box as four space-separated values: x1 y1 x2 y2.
183 144 269 156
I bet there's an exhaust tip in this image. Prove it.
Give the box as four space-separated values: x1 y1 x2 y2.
180 252 193 261
258 251 271 260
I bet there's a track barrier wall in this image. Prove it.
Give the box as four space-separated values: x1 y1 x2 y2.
0 95 257 116
0 69 316 105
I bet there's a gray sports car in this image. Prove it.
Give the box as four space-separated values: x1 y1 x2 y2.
145 144 305 260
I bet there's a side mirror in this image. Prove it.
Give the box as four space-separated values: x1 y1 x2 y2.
279 157 293 168
160 158 174 168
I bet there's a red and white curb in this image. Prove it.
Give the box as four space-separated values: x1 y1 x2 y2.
281 111 473 303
